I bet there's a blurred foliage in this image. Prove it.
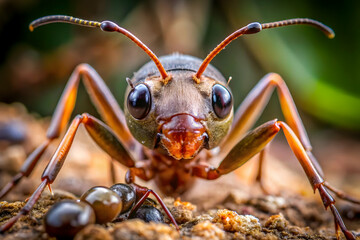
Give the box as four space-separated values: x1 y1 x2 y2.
0 0 359 132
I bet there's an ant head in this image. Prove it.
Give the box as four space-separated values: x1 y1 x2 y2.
125 54 233 160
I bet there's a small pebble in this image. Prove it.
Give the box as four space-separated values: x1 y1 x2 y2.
75 224 113 240
130 205 164 223
110 183 135 213
192 220 226 240
44 200 96 239
212 209 261 234
264 214 288 231
81 186 122 224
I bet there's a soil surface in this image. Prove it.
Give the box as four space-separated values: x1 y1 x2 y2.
0 103 360 239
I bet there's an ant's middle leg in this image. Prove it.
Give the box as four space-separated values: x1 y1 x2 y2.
254 148 269 194
0 64 138 199
0 113 136 232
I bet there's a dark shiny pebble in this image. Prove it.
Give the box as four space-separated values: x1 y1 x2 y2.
81 186 122 224
0 121 26 143
110 183 136 214
44 200 95 239
130 205 164 223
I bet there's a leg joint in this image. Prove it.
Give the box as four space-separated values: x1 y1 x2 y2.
80 113 90 122
318 183 335 209
75 63 92 73
72 113 90 124
266 72 284 86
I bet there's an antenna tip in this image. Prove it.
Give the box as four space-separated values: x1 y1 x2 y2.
328 31 335 39
246 22 262 34
29 24 34 32
100 21 118 32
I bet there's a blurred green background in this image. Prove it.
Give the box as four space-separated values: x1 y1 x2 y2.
0 0 359 133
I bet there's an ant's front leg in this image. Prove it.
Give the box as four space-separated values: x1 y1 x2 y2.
0 113 136 232
192 120 356 240
0 64 138 199
220 73 323 174
192 120 279 180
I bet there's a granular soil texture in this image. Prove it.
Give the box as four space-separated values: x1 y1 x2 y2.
1 189 360 240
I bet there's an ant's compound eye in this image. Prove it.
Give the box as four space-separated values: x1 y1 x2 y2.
127 84 152 119
212 84 232 118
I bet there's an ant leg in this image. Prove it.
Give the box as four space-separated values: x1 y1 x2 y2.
130 187 179 230
46 63 135 147
219 73 359 205
125 168 179 229
0 63 138 199
191 119 280 180
0 180 48 233
324 181 360 204
278 122 355 240
125 167 153 184
221 73 323 176
192 120 279 180
0 113 136 232
0 140 50 199
254 148 270 194
193 120 355 240
110 160 117 184
125 169 179 230
193 147 271 193
224 73 360 204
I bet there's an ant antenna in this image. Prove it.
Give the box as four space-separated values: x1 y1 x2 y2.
29 15 171 82
194 18 335 82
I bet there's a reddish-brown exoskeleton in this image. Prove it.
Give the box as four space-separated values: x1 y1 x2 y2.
1 15 359 239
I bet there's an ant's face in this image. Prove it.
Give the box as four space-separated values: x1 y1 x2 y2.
125 55 233 160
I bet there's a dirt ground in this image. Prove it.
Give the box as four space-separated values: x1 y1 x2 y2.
0 103 359 239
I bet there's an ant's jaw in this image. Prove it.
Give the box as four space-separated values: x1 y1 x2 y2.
159 114 207 160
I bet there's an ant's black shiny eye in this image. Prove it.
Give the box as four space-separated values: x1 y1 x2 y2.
127 84 151 119
212 84 232 118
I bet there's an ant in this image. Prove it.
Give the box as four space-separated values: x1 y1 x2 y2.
0 15 359 240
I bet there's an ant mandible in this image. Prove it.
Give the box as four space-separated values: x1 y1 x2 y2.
0 15 359 240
